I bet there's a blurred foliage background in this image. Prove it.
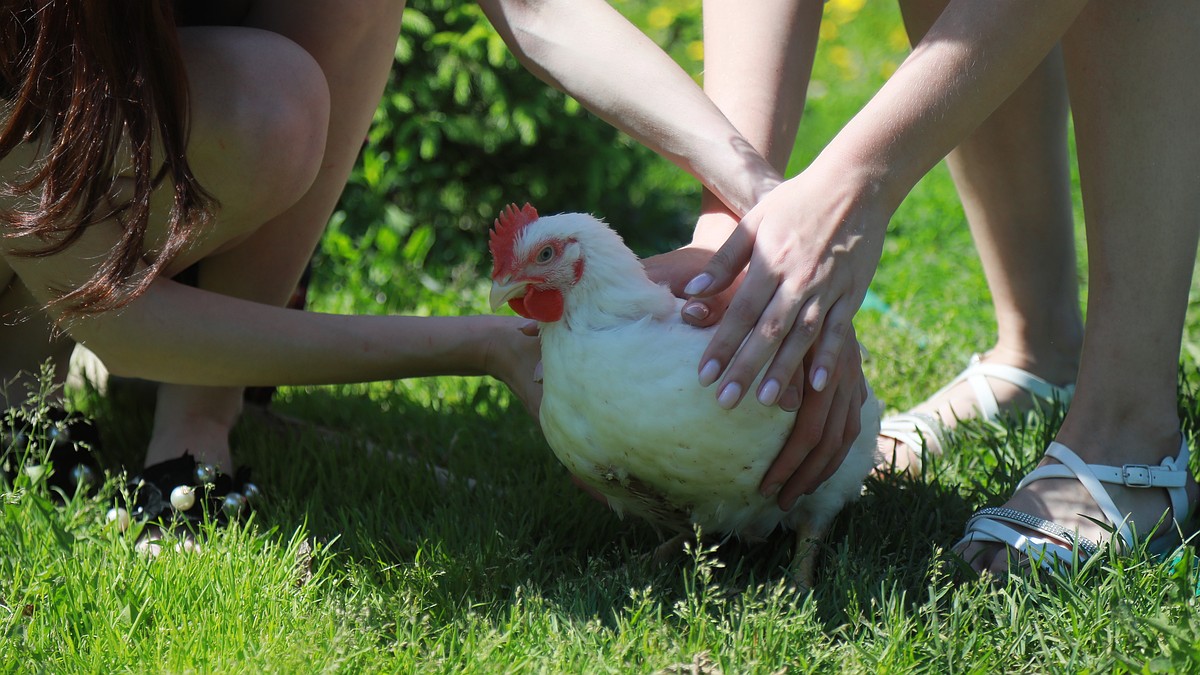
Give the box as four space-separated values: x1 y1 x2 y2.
314 0 910 316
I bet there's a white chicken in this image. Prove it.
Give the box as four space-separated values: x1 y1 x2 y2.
488 203 880 583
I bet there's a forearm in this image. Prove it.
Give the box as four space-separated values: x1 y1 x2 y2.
693 0 821 246
703 0 821 174
70 278 509 387
479 0 777 215
818 0 1086 213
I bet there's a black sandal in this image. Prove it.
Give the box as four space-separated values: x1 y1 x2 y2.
113 452 261 533
1 405 104 499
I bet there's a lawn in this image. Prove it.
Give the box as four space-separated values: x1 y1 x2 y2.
4 1 1200 673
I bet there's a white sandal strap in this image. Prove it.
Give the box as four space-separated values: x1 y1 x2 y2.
969 506 1099 558
960 516 1085 569
878 412 946 468
881 354 1075 460
967 438 1191 561
953 353 1075 420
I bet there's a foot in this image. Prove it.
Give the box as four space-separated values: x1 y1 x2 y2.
956 433 1198 575
876 348 1076 474
114 452 261 555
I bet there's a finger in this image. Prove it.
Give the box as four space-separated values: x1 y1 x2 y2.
682 266 744 327
683 222 756 299
713 285 805 410
717 288 819 410
812 377 864 487
758 374 836 498
756 304 822 407
778 372 854 508
696 267 778 392
807 297 856 392
779 383 803 412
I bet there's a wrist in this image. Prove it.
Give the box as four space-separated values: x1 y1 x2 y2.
808 146 905 220
694 135 783 216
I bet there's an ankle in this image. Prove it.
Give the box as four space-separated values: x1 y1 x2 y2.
1056 415 1184 467
984 339 1079 386
144 417 235 474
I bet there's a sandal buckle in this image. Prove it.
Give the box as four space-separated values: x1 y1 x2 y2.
1121 464 1154 488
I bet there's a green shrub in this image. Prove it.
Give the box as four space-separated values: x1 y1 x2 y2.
316 1 704 313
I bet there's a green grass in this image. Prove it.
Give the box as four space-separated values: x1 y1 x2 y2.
6 2 1200 673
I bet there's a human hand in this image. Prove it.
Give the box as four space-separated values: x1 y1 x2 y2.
760 325 868 508
641 206 743 328
485 317 544 419
684 164 887 411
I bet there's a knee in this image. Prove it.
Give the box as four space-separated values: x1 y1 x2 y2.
184 29 331 221
232 37 330 216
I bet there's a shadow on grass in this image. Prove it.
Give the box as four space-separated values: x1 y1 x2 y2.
57 368 1200 638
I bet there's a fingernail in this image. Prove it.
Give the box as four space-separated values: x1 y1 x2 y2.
757 378 781 406
699 359 722 387
761 482 782 498
717 382 742 409
684 273 713 296
682 302 710 321
533 362 544 383
811 367 829 392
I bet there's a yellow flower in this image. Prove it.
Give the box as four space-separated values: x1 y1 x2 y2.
686 40 704 62
888 26 911 52
819 19 839 41
827 45 860 80
830 0 867 12
828 45 853 70
647 6 674 29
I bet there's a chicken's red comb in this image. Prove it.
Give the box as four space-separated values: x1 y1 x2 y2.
489 202 539 277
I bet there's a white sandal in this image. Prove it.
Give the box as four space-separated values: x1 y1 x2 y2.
878 353 1075 470
958 438 1193 570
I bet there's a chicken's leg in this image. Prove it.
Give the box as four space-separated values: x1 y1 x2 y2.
651 532 693 566
789 522 826 590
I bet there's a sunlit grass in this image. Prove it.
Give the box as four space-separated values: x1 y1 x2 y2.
6 1 1200 672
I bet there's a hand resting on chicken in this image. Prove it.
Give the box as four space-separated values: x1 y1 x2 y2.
488 203 880 586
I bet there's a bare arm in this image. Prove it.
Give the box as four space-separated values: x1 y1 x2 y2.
1 222 537 390
691 0 1088 419
477 0 780 216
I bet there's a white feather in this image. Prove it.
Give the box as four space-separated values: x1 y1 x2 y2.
519 213 880 541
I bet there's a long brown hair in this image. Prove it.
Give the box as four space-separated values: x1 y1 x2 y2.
0 0 213 317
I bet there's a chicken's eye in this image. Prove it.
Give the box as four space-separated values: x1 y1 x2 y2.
536 245 555 263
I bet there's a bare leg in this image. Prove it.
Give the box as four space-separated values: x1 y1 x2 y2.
960 0 1200 574
0 275 74 405
880 0 1082 472
2 26 332 415
145 1 407 473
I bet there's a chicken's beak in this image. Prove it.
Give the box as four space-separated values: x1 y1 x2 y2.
489 277 530 311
